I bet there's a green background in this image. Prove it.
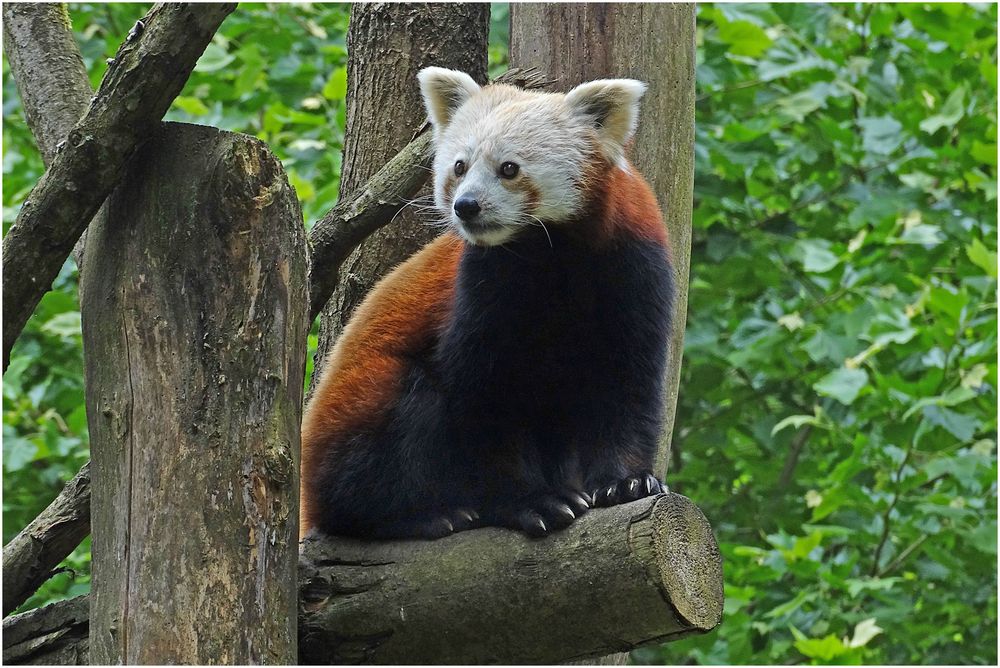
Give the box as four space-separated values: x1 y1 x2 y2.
3 3 996 664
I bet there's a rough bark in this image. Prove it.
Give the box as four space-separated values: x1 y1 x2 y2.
311 1 489 383
306 67 550 320
2 463 91 617
510 2 697 478
4 494 722 665
80 123 308 664
2 2 236 371
3 597 89 665
1 3 90 166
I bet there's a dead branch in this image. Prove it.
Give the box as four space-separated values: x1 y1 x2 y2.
2 463 91 617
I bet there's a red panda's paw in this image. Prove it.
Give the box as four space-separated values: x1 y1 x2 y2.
590 472 667 508
493 490 592 538
372 508 481 540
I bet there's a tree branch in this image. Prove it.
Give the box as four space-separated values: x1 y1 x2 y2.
3 3 98 271
4 494 723 665
306 67 552 320
1 3 91 166
2 596 88 665
2 463 91 617
1 2 236 371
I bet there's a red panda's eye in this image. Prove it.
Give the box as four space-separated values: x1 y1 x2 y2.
454 160 466 177
499 161 519 179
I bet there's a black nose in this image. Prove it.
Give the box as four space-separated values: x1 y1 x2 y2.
454 197 481 221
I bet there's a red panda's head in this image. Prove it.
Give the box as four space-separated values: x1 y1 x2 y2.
417 67 646 246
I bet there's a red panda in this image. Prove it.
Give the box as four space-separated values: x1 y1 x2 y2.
301 68 674 539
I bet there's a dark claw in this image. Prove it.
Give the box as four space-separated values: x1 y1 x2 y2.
564 491 591 515
421 516 454 539
452 509 476 530
625 477 642 500
520 512 548 538
644 474 659 496
540 501 576 529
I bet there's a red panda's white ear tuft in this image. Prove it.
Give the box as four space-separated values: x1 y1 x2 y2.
417 67 481 134
565 79 647 164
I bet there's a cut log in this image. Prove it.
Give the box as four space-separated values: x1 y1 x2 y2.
2 463 91 616
80 122 309 663
4 494 722 665
299 493 723 664
2 2 236 370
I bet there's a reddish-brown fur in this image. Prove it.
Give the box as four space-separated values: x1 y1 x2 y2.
300 233 464 534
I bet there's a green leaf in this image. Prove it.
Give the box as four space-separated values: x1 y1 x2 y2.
772 414 820 435
814 367 868 405
717 20 773 57
173 96 209 116
795 239 840 273
194 42 235 73
40 312 82 339
919 86 966 133
966 238 998 278
923 406 980 441
896 224 945 246
322 66 348 102
858 115 903 155
794 633 849 661
971 141 997 166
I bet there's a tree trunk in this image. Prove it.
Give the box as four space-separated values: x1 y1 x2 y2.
81 122 308 664
510 2 697 481
311 1 490 383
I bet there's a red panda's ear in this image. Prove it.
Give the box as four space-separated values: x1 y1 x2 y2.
418 67 481 135
565 79 647 164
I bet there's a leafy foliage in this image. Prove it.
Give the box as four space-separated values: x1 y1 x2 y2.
2 4 995 665
634 3 998 665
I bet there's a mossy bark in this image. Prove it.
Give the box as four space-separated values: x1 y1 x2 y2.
81 123 308 664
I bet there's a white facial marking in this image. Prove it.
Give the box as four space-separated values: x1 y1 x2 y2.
417 67 646 246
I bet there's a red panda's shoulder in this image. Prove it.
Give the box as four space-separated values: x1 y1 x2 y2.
582 161 668 246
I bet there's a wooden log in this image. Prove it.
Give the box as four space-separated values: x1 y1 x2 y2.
2 463 91 616
2 2 236 370
298 493 722 664
3 494 722 665
80 122 309 663
510 3 698 478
